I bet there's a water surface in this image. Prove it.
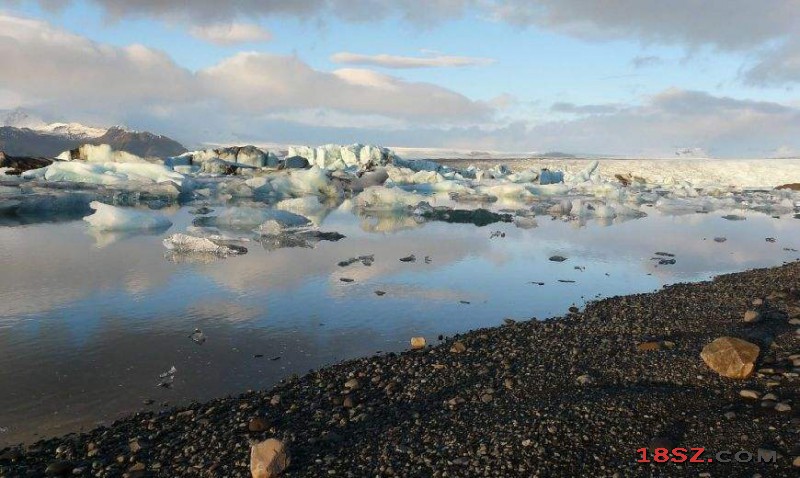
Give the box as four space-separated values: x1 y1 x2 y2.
1 205 799 446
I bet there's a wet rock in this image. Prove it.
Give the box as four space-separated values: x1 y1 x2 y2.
722 214 746 221
714 237 727 243
374 290 386 296
700 337 760 379
549 255 568 262
399 255 416 263
250 439 289 478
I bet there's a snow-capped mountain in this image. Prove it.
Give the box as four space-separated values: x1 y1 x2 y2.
0 109 186 158
2 108 107 140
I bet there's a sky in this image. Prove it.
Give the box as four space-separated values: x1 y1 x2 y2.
0 0 799 157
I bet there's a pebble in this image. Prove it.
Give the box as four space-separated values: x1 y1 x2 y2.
739 389 760 399
743 310 761 323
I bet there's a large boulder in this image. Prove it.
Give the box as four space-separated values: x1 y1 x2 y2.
250 439 289 478
700 337 760 379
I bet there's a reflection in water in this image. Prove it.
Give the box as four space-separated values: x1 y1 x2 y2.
1 205 800 446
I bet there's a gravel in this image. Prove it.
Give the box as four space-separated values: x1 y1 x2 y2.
2 262 799 477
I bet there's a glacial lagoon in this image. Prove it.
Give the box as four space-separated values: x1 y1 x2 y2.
1 203 799 446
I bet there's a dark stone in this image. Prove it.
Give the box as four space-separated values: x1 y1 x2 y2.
284 156 310 169
422 208 513 227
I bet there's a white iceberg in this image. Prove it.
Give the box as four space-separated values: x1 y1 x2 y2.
57 144 149 164
354 186 430 211
83 201 172 231
287 143 395 170
23 161 186 188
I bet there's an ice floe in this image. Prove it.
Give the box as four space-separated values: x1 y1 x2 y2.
163 233 246 256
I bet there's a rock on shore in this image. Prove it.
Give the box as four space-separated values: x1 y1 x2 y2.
1 262 799 477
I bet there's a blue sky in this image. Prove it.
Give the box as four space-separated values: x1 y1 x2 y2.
1 0 799 157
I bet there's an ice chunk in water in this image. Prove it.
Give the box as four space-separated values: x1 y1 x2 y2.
83 201 172 231
354 186 429 211
268 167 341 198
163 233 246 256
23 162 185 188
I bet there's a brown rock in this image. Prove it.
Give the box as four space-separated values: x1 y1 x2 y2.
700 337 760 379
637 341 661 352
248 418 270 432
450 341 467 353
410 337 426 350
743 310 761 323
250 439 289 478
776 183 800 191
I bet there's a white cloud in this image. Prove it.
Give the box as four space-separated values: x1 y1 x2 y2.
198 53 491 120
0 14 194 110
38 0 800 85
0 14 490 125
330 52 495 69
189 23 272 45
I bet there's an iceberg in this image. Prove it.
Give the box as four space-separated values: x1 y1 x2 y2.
354 186 430 211
57 144 149 163
22 161 186 188
170 146 279 169
287 144 395 171
268 167 341 198
83 201 172 231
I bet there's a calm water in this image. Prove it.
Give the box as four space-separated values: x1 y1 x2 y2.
1 204 799 446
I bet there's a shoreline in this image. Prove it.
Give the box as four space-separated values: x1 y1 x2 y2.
2 262 799 477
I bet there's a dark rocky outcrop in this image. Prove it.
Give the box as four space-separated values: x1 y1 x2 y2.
0 152 54 175
0 125 186 158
